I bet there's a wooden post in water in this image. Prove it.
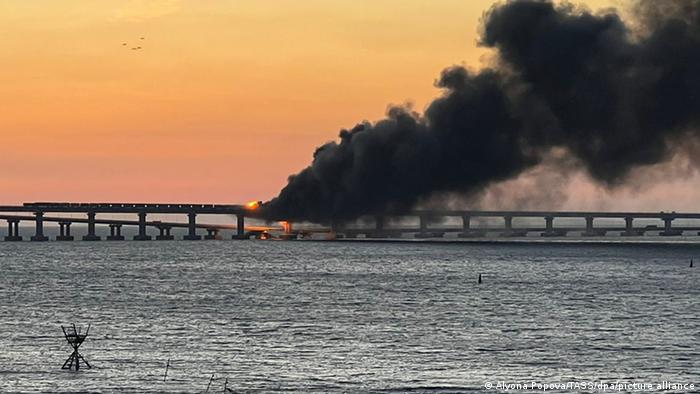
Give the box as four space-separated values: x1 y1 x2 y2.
163 358 170 382
478 273 482 284
205 373 215 392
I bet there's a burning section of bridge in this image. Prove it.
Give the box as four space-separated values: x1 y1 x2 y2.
246 201 261 210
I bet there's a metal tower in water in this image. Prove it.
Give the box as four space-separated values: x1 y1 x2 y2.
61 324 91 370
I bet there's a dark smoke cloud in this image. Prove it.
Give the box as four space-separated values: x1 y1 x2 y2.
263 0 700 223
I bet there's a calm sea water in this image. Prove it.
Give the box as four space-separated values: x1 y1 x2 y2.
0 240 698 393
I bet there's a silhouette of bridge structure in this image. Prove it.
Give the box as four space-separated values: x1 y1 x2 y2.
330 210 700 239
1 202 700 241
0 203 260 241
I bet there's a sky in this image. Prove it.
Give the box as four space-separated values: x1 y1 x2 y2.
7 0 699 210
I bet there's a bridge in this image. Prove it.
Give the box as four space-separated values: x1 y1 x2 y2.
332 210 699 239
0 202 699 241
0 203 264 241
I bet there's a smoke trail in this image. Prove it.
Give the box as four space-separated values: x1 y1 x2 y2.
263 0 700 223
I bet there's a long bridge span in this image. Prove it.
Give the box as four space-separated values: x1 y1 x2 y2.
0 203 263 241
1 202 700 241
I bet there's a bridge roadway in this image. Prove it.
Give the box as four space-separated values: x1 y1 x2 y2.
0 214 244 241
0 203 262 241
0 202 699 241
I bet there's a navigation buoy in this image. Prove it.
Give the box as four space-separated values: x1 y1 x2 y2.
478 273 482 284
60 323 91 370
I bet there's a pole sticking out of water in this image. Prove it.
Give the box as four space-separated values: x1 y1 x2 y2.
205 373 215 392
163 358 170 382
223 377 229 393
478 273 482 284
691 259 694 268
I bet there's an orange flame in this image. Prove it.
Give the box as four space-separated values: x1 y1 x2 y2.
280 221 292 233
246 200 260 210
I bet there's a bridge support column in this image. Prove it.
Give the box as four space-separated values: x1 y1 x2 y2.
107 224 124 240
183 212 201 240
458 215 484 238
134 212 151 241
205 228 220 240
5 219 22 241
416 215 430 238
82 212 101 241
661 216 682 236
542 216 554 237
233 215 247 239
371 215 390 238
415 215 444 238
330 221 344 238
583 216 605 236
56 221 74 241
31 212 48 242
621 216 642 236
462 215 471 230
541 216 565 237
157 225 174 241
500 215 523 237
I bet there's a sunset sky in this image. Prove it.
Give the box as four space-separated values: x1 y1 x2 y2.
6 0 699 210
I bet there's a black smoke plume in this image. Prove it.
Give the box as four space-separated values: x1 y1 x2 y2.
263 0 700 223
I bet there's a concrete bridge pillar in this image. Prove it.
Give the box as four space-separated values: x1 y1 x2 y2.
57 221 74 241
233 214 246 239
499 215 514 236
585 216 594 233
184 212 201 240
31 212 48 242
134 212 151 241
462 215 471 230
5 219 22 241
82 212 100 241
621 216 640 236
205 228 220 240
501 215 526 237
583 216 606 236
157 225 174 241
543 216 567 237
545 216 554 232
504 216 513 231
107 224 125 240
541 216 559 237
661 216 682 236
415 215 444 239
419 215 428 233
458 215 484 238
371 215 390 238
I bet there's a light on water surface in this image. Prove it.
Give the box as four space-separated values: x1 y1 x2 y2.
0 241 698 392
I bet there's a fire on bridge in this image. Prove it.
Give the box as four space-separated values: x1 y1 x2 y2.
0 202 699 241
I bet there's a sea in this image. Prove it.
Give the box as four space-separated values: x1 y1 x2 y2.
0 240 698 393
